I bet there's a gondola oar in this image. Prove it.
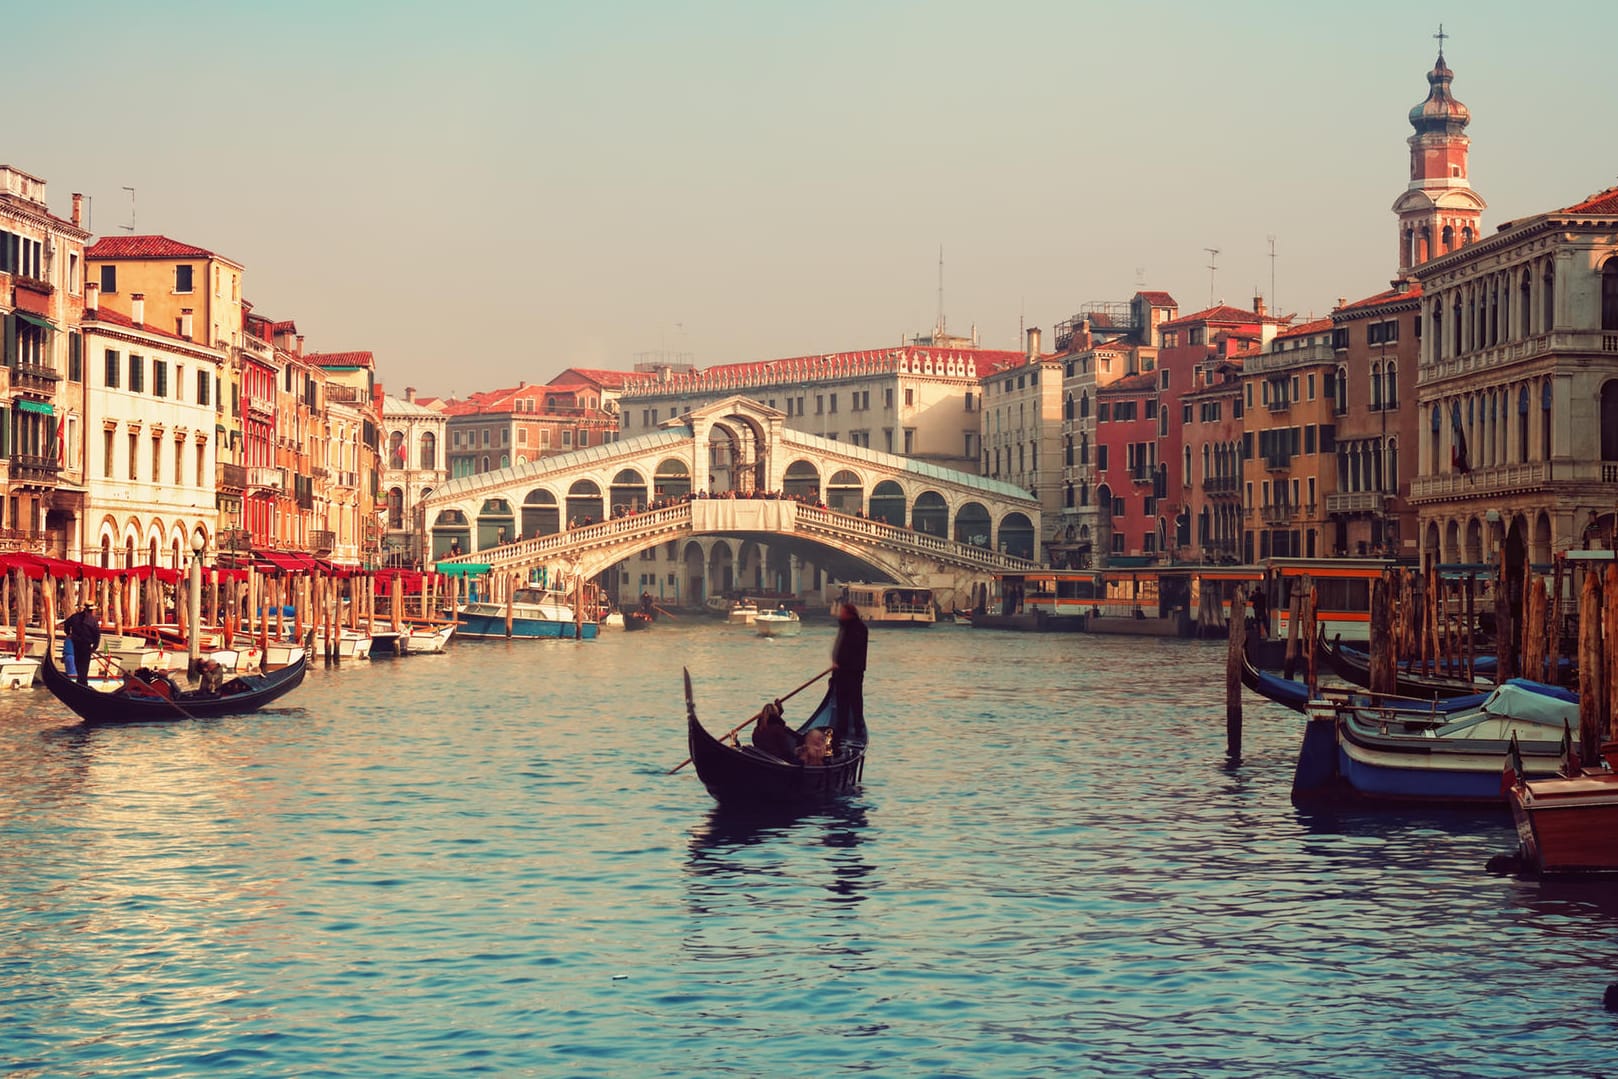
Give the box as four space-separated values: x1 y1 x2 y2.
654 605 679 620
667 666 832 774
93 652 205 723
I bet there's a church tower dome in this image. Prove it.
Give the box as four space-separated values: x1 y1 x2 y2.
1392 31 1486 275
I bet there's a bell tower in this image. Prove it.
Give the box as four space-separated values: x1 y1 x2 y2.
1392 28 1486 274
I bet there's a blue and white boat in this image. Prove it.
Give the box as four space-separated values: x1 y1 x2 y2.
456 587 598 640
1293 678 1579 805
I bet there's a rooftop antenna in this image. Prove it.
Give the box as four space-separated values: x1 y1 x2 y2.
1135 266 1147 288
1267 235 1277 312
120 186 136 232
1204 247 1220 306
935 245 946 343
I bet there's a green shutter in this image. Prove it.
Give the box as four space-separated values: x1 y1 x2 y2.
69 331 82 381
2 312 15 369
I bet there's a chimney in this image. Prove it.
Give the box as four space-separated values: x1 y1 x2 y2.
1025 327 1042 361
181 308 194 340
295 334 304 356
1254 294 1266 317
130 293 145 327
405 386 416 403
71 193 83 229
85 280 99 313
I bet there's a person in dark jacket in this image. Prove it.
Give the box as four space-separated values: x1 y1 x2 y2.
64 601 102 685
751 700 797 761
831 602 868 746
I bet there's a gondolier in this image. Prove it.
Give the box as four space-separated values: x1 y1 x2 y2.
64 601 101 686
831 602 868 746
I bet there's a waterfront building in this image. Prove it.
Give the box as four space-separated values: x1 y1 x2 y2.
86 233 249 556
443 379 621 482
981 328 1061 555
1092 370 1160 560
1410 182 1618 562
380 387 447 566
308 350 382 565
0 166 91 554
1327 282 1424 557
616 343 1023 477
1178 351 1245 564
1157 302 1278 561
232 311 284 555
79 284 220 566
1238 318 1337 560
1049 292 1176 567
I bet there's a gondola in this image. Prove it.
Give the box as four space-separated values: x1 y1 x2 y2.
40 651 308 725
683 668 865 807
624 610 654 632
1242 643 1490 716
1319 633 1489 701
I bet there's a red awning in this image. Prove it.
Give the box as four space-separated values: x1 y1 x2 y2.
373 568 426 593
125 564 184 584
253 551 321 575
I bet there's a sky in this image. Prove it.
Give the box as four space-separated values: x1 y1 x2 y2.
9 0 1618 398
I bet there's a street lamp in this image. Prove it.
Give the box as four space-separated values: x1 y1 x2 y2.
188 531 205 674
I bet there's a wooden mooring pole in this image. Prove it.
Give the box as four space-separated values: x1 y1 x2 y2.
1225 585 1245 762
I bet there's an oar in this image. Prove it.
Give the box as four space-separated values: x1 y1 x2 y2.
667 666 832 774
654 604 679 620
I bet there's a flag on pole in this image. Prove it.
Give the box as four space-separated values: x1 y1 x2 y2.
1501 732 1526 796
1450 406 1471 475
55 415 66 466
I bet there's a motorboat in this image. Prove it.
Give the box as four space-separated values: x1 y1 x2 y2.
727 600 760 626
754 609 802 638
456 587 599 640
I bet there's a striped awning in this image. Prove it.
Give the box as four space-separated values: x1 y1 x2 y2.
16 399 54 415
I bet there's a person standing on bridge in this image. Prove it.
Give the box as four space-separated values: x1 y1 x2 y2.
831 602 868 748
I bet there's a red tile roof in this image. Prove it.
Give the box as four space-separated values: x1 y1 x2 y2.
1158 304 1278 330
269 320 298 334
1335 282 1424 312
1101 371 1158 393
86 234 224 260
1135 291 1178 307
1560 185 1618 215
83 305 202 347
1273 317 1334 340
306 351 375 369
550 367 655 390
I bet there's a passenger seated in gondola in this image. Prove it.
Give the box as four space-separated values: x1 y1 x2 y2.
751 700 797 761
121 668 179 699
198 659 225 695
797 728 830 766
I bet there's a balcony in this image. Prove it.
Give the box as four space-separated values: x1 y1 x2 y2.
311 530 336 552
247 466 283 490
1201 475 1240 496
1264 454 1292 472
1409 459 1618 502
1265 397 1292 413
326 385 365 404
1419 330 1618 386
1129 466 1154 485
1259 503 1295 526
245 395 274 419
296 491 315 510
13 362 61 394
1326 490 1389 515
9 454 61 485
218 462 248 491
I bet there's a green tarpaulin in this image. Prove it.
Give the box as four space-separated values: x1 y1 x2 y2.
435 562 490 577
16 399 54 415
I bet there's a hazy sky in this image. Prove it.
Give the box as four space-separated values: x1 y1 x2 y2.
10 1 1617 397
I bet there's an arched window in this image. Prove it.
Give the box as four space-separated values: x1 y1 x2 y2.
1601 380 1618 461
1079 483 1089 507
1541 377 1553 461
1452 298 1463 356
1079 433 1088 465
1520 271 1532 337
1442 224 1454 252
1064 435 1073 467
419 431 437 470
1430 303 1444 360
388 430 405 465
1602 257 1618 331
1369 362 1383 410
1182 445 1191 484
1064 393 1074 421
1385 438 1398 494
1334 365 1348 414
1079 392 1090 419
1518 385 1530 464
1543 262 1555 330
1384 360 1398 409
1462 225 1474 245
1064 482 1074 508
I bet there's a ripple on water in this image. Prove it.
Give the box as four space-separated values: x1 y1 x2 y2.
1 627 1616 1076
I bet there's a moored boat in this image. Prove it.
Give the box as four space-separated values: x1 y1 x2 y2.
624 611 654 632
40 650 307 724
1293 678 1580 804
1508 745 1618 874
754 609 801 638
834 582 934 627
456 587 599 640
398 622 455 654
727 600 759 625
683 668 865 807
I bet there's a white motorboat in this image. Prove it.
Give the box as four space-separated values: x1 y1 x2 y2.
727 600 760 626
753 609 801 638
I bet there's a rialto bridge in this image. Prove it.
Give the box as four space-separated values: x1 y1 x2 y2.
423 396 1040 609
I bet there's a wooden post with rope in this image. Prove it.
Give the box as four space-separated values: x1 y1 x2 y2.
668 666 833 774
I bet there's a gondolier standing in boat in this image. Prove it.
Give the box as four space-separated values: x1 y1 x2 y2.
64 601 101 686
831 602 868 746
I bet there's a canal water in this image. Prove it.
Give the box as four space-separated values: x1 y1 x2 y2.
2 621 1615 1077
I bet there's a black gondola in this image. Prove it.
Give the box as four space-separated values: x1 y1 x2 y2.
40 652 308 725
683 668 865 807
1319 633 1487 700
623 611 654 632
